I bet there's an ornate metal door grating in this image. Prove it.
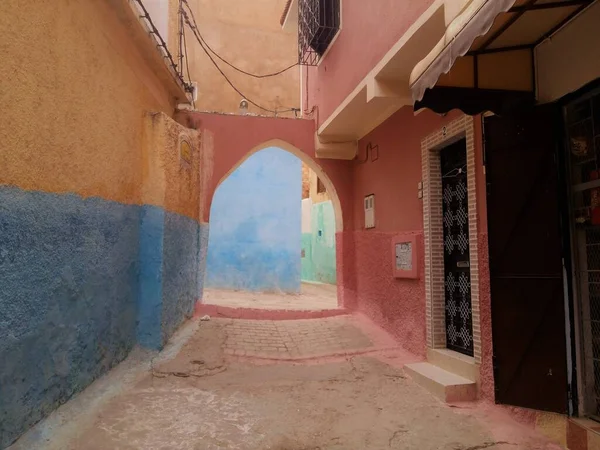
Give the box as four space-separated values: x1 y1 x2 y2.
441 140 474 356
566 88 600 417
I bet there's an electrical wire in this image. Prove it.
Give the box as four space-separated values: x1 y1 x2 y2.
181 0 298 79
181 10 196 108
182 9 298 115
133 0 192 93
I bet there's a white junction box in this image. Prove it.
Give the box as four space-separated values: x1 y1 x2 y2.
364 194 375 229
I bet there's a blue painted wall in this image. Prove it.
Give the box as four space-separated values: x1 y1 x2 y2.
0 187 206 448
206 147 302 293
161 212 207 342
0 188 139 448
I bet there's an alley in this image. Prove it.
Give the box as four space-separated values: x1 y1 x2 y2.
12 315 561 450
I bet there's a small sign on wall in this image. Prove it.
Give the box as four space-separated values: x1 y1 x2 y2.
391 234 420 279
179 135 193 167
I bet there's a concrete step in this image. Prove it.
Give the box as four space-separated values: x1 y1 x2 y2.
427 348 478 382
404 362 477 403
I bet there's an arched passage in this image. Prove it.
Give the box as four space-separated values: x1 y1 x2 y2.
176 111 355 312
212 139 343 232
202 140 343 311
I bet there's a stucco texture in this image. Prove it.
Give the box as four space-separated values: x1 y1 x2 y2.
333 108 465 356
206 147 302 293
0 1 202 444
0 188 139 449
0 0 175 205
175 112 353 231
183 0 299 116
138 113 204 348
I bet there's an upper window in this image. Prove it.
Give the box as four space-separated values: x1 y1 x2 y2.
298 0 341 65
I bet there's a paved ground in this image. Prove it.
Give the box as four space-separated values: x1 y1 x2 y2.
203 282 338 311
223 316 375 359
12 315 563 450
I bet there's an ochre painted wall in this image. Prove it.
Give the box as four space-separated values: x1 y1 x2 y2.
0 0 176 206
0 1 203 446
182 0 300 116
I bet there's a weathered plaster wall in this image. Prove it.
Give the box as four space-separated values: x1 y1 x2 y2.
183 0 300 116
303 0 436 127
0 189 139 448
0 0 176 205
343 107 468 357
206 147 302 292
174 112 354 230
0 1 201 445
138 113 204 349
301 200 337 285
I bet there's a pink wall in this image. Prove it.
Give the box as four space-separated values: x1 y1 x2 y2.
303 0 436 127
341 107 491 362
175 112 354 227
178 109 495 396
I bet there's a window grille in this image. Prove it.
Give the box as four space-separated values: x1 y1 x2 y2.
298 0 340 65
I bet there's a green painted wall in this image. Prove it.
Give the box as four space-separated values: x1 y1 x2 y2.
301 201 336 284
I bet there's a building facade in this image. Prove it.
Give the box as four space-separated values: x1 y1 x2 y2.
283 0 600 447
146 0 300 116
4 0 600 447
0 0 204 446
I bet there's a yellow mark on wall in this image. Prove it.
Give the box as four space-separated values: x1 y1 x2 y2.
180 138 192 166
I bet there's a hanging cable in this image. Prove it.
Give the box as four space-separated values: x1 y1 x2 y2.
132 0 192 93
181 0 298 79
181 9 196 108
182 9 298 115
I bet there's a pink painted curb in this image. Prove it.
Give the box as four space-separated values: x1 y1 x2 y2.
194 302 349 321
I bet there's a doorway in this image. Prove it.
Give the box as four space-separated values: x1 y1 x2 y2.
484 106 568 413
441 139 474 357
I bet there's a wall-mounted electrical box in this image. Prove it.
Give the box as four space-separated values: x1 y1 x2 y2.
364 194 375 229
391 233 420 279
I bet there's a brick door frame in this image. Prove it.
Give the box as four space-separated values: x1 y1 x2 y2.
421 115 481 363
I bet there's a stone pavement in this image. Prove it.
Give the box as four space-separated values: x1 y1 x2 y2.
202 282 338 311
11 315 564 450
222 316 375 359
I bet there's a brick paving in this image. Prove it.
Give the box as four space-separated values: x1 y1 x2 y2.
221 316 374 359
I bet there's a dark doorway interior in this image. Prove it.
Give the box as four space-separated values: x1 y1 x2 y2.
441 139 474 357
485 107 568 413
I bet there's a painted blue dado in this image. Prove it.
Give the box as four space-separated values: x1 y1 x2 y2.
206 147 301 293
161 212 208 342
137 206 165 349
0 187 139 448
0 188 206 448
137 206 207 349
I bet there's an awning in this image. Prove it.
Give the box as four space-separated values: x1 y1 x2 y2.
411 0 517 103
410 0 595 110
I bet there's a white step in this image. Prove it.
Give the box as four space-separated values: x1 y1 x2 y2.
404 362 477 403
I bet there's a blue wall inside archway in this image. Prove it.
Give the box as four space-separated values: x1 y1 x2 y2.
205 147 301 293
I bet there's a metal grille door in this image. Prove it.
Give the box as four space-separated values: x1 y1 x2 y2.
566 88 600 417
441 140 474 357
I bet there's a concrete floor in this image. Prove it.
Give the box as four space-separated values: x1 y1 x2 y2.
11 315 563 450
203 282 338 311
